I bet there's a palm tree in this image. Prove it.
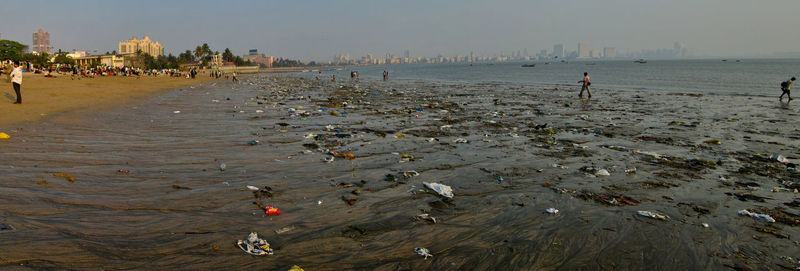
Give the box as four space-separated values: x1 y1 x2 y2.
194 45 203 59
202 43 211 56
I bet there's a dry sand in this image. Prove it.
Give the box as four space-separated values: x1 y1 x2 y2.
0 73 215 127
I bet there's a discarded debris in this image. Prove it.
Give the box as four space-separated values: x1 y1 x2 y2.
264 205 281 216
236 232 273 256
275 226 296 234
738 209 776 223
423 182 454 199
414 247 433 259
415 213 438 224
546 208 559 215
53 173 75 182
0 132 10 139
637 210 669 220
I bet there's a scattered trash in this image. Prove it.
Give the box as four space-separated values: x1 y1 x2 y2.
53 173 75 182
118 169 131 174
342 196 357 206
415 213 438 224
219 163 227 171
323 156 335 163
288 265 305 271
172 184 192 190
632 149 662 159
771 154 790 164
637 210 669 220
402 170 420 178
236 232 273 256
423 182 454 199
702 223 709 228
414 247 433 259
496 177 504 182
247 185 260 191
173 110 181 114
703 139 722 145
0 222 15 232
545 208 559 215
737 209 776 223
247 140 260 145
394 133 406 138
624 167 637 174
0 132 10 139
453 138 469 144
596 169 610 176
275 225 296 234
551 164 568 169
264 205 281 216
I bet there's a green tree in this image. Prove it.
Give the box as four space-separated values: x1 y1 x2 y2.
53 53 75 65
222 48 234 62
178 50 195 63
202 43 212 56
0 40 28 61
23 52 50 67
194 45 204 58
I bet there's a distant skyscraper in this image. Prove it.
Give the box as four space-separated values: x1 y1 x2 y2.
603 47 616 58
553 44 564 58
119 35 163 57
403 50 410 58
249 49 258 55
577 43 590 58
32 28 51 53
0 32 3 41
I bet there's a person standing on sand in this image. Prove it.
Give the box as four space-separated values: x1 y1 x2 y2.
578 72 591 98
780 77 795 101
10 61 23 104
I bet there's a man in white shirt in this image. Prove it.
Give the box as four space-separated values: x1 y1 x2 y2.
10 61 22 104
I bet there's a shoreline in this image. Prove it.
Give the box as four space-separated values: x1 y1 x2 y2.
0 73 217 128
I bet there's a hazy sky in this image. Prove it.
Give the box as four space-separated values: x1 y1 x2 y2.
1 0 798 60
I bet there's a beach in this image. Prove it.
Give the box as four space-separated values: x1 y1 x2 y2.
1 72 799 270
0 73 215 126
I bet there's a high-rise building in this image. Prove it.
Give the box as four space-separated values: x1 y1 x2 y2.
603 47 616 59
0 32 3 40
248 49 259 56
578 43 590 58
118 35 163 57
553 44 564 58
32 28 51 53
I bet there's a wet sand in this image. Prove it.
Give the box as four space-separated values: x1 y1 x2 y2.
0 73 799 270
0 74 214 126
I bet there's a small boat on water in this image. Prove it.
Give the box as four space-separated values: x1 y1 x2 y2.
521 64 536 67
634 59 647 63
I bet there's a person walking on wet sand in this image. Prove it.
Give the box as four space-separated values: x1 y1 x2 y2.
10 61 23 104
232 72 239 83
780 77 795 101
383 70 389 81
578 72 591 98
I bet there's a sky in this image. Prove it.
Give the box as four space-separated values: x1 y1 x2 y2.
1 0 799 61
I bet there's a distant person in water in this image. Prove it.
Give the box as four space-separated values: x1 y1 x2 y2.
332 75 336 82
780 77 795 101
382 70 388 81
578 72 591 98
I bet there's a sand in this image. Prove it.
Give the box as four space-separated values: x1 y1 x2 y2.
0 73 215 127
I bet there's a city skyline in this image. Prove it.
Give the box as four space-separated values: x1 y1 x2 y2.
2 0 800 61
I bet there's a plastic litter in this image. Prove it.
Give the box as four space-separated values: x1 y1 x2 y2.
702 223 709 228
545 208 559 214
703 139 722 145
264 205 281 216
402 170 420 178
288 265 305 271
247 140 260 145
632 149 662 159
414 247 433 259
246 185 260 191
219 163 227 171
637 210 668 220
453 138 469 143
551 164 568 169
737 209 775 223
415 213 438 224
596 169 610 176
236 232 273 256
53 173 76 182
0 132 10 139
173 110 181 114
323 156 335 163
423 182 454 199
771 154 790 164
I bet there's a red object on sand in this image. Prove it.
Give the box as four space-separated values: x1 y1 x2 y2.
264 205 281 216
